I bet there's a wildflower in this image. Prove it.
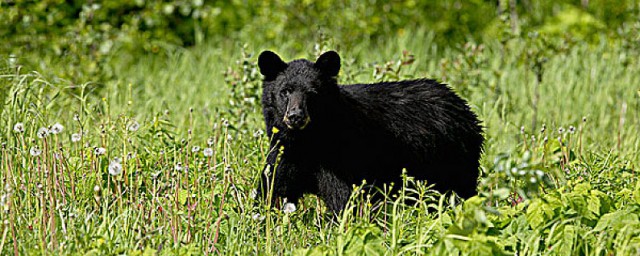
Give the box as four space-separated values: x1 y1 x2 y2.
222 119 229 127
29 146 42 156
253 129 264 138
127 152 136 160
520 126 525 134
535 170 544 177
529 177 537 184
582 116 587 123
71 133 82 142
207 137 215 146
13 123 24 133
283 202 296 213
558 127 565 134
94 147 106 156
73 113 80 121
203 148 214 157
569 126 576 134
174 162 183 171
93 185 100 193
252 213 265 221
108 159 123 176
37 127 49 139
518 170 526 176
50 123 64 134
191 146 200 153
128 120 140 132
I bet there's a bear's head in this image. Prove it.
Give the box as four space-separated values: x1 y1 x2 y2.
258 51 341 130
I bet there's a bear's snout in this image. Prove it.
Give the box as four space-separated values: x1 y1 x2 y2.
284 108 310 130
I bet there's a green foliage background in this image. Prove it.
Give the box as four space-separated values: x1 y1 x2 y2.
1 0 640 255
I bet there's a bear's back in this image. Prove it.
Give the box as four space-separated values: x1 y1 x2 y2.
337 79 483 158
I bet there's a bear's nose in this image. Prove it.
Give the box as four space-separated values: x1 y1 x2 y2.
287 108 303 122
285 108 309 129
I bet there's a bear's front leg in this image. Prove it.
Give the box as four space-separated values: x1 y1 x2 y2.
259 140 317 207
315 168 352 212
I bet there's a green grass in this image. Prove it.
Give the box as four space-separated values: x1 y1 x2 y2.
1 30 639 255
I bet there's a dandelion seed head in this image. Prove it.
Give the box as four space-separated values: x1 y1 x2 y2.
518 170 526 176
37 127 49 139
30 147 42 157
174 162 183 171
94 147 106 156
93 185 100 193
108 159 122 176
127 152 136 160
207 137 215 146
558 127 565 134
252 213 265 221
283 202 296 213
50 123 64 134
569 126 576 134
520 126 525 134
535 170 544 177
13 123 24 133
203 147 213 157
71 133 82 142
73 113 80 121
191 146 200 153
529 177 537 183
253 129 264 138
222 119 229 127
128 120 140 132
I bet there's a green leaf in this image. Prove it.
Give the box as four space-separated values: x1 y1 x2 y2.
594 210 640 232
178 190 188 205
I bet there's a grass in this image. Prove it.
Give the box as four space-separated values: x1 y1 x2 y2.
0 30 639 255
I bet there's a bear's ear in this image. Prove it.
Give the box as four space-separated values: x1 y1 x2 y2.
314 51 341 77
258 51 288 80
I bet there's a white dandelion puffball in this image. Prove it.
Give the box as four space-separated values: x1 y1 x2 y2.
128 120 140 132
50 123 64 134
192 146 200 153
203 148 214 157
94 147 107 156
283 202 296 213
13 123 24 133
71 133 82 142
108 159 123 176
30 147 42 157
37 127 49 139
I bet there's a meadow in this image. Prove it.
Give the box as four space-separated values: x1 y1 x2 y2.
1 1 640 255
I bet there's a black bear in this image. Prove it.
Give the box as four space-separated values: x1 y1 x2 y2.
257 50 484 212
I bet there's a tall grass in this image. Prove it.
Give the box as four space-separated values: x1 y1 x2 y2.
0 30 639 254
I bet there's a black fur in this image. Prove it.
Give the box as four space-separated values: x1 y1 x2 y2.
257 51 484 212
